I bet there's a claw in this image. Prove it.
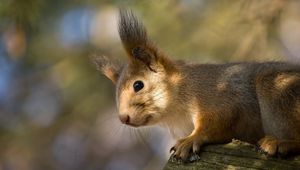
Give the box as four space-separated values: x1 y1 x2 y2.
170 146 175 153
189 153 201 162
170 153 180 163
170 137 203 163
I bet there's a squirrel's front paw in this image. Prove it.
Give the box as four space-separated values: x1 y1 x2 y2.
170 136 202 162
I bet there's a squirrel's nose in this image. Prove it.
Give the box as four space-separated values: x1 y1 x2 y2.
119 114 130 124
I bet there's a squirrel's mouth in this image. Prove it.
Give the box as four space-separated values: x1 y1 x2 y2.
127 115 153 127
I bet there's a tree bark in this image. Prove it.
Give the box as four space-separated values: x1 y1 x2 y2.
164 140 300 170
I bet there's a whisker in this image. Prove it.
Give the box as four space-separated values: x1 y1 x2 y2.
133 129 141 144
136 128 149 148
97 116 120 136
128 126 134 142
113 124 124 137
141 127 150 139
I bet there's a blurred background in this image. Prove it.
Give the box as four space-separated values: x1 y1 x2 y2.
0 0 300 169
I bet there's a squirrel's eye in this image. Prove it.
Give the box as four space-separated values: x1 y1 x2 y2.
133 80 144 92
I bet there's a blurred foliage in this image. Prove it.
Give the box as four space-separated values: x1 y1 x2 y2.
0 0 300 170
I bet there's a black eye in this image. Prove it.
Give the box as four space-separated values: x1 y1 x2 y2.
133 80 144 92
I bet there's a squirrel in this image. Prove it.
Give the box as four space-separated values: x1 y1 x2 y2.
91 9 300 162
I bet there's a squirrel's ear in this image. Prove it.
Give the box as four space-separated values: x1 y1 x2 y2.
91 55 121 84
131 46 158 72
118 9 174 72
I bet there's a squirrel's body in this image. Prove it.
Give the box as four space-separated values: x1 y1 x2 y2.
166 62 264 142
93 10 300 162
168 62 300 142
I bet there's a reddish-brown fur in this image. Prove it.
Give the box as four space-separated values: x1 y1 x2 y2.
92 10 300 162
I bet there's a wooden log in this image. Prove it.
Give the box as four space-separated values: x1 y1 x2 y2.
164 140 300 170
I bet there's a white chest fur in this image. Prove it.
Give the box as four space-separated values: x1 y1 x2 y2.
160 99 199 139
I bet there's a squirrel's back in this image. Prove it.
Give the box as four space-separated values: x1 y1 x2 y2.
175 61 300 142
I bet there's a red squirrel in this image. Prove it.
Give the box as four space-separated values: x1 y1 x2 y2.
92 10 300 162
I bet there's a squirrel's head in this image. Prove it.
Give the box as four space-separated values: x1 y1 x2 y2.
92 10 182 127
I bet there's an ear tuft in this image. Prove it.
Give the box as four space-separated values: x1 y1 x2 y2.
118 9 177 74
118 9 148 55
90 55 120 84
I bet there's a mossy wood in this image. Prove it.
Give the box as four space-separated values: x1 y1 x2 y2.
164 140 300 170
